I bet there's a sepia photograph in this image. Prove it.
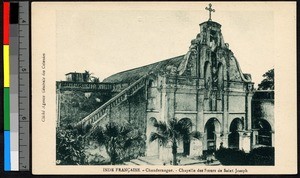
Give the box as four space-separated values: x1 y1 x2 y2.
32 1 296 174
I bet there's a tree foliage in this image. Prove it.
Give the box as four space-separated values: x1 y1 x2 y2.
215 147 274 165
248 147 274 165
56 126 86 165
215 148 248 165
258 68 274 90
88 122 145 165
149 118 201 165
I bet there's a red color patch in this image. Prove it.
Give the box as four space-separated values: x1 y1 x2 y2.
3 2 10 44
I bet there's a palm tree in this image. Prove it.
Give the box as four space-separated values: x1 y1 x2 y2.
88 122 142 165
149 118 201 165
83 70 93 82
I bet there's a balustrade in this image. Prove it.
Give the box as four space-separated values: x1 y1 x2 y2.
74 76 147 129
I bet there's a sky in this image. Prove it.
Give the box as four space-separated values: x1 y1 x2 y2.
56 2 275 87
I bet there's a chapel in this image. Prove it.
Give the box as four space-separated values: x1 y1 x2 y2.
57 4 274 160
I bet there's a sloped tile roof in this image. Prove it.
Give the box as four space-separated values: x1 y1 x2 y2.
103 55 184 83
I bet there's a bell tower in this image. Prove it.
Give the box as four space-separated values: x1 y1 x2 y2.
198 3 225 50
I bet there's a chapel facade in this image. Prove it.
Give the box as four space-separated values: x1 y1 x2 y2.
91 19 255 157
57 6 274 161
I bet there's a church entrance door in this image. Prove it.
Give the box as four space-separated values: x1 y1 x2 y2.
205 118 221 151
180 118 192 156
228 118 243 149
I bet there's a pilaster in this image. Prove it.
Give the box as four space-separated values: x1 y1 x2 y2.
197 88 205 132
241 131 251 153
271 131 275 147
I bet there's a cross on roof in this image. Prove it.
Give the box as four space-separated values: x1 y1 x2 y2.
205 3 215 21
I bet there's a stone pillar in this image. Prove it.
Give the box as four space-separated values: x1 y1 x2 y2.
160 77 167 122
202 132 207 151
252 129 259 149
158 145 163 160
223 91 229 148
238 131 243 150
190 138 203 157
246 93 253 130
166 87 176 120
215 132 223 150
158 77 176 160
271 131 275 147
146 142 159 157
196 79 205 155
158 146 165 161
145 80 161 157
159 142 172 162
241 132 251 153
222 132 229 148
197 88 205 132
160 80 176 122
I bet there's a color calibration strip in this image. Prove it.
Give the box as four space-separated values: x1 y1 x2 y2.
3 1 11 171
3 1 30 171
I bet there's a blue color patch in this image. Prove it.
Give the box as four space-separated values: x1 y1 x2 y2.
4 131 11 171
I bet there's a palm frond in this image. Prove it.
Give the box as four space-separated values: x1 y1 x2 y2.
105 122 119 137
156 121 168 132
149 132 168 145
178 118 193 130
167 118 177 130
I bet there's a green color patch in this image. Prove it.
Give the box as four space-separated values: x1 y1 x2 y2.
4 87 10 130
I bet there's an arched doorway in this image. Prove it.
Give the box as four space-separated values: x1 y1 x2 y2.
228 118 244 149
205 118 221 151
178 118 192 156
255 119 272 146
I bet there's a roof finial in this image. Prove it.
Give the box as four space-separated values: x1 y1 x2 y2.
205 3 215 21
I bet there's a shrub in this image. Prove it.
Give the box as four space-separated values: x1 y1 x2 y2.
56 126 86 165
215 147 275 165
248 147 274 165
215 148 248 165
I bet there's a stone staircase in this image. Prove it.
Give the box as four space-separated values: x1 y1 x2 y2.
74 75 147 132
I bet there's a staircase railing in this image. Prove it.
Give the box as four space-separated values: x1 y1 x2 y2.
74 75 148 128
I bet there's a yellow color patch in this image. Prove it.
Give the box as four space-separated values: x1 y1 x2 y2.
4 45 10 87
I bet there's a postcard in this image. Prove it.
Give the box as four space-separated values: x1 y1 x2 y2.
32 2 296 174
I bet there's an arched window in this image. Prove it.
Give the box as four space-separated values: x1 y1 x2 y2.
255 119 272 146
217 63 224 89
205 118 221 151
228 118 244 149
204 61 212 89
